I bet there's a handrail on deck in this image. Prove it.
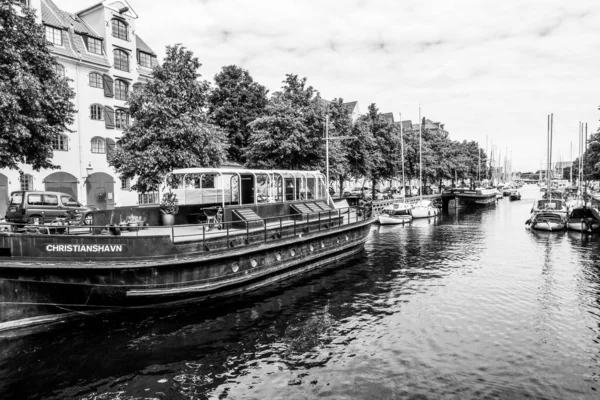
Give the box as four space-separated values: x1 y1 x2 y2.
1 206 371 253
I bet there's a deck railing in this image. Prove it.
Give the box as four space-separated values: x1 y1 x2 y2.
2 206 372 253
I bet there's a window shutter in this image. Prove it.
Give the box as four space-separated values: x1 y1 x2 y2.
82 35 88 48
102 74 114 97
106 138 116 160
105 106 115 129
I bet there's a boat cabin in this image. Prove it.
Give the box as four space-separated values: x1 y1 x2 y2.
533 198 566 213
166 168 333 226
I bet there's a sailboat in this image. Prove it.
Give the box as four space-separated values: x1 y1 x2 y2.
379 112 413 225
410 107 439 219
527 114 567 231
566 122 600 232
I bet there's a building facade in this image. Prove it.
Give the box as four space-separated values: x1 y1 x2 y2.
0 0 158 219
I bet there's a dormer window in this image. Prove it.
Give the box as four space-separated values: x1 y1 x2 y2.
45 26 62 46
87 37 102 55
111 19 128 41
138 52 154 68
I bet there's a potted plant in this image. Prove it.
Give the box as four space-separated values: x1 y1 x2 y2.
127 214 143 231
160 191 179 226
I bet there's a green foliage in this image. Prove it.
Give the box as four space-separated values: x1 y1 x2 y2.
245 75 331 170
109 44 228 193
160 191 179 215
0 0 76 171
208 65 269 163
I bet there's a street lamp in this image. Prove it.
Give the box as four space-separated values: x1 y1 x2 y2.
85 162 93 179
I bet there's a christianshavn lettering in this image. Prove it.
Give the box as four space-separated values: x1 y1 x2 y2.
42 244 128 253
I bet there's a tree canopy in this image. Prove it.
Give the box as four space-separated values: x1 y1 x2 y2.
109 44 228 192
207 65 268 163
0 0 76 171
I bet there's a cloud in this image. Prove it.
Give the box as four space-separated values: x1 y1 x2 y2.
56 0 600 170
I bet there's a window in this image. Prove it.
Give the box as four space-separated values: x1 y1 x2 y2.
121 178 130 190
45 26 62 45
91 137 106 153
138 52 153 68
113 49 129 72
10 192 23 205
20 174 33 191
61 195 79 207
89 72 103 88
87 37 102 55
42 194 58 206
52 134 68 151
115 109 129 129
138 192 159 205
19 0 29 6
27 194 42 205
111 19 128 41
54 64 65 78
115 80 128 101
90 104 104 120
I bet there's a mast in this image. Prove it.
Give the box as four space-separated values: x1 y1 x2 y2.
547 114 551 195
399 112 406 200
478 147 481 184
570 141 573 184
419 105 422 202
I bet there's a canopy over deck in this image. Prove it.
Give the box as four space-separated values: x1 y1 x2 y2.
166 168 329 209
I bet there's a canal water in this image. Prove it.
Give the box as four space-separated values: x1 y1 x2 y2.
1 185 599 399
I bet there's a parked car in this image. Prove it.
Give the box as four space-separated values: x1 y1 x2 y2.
5 191 99 225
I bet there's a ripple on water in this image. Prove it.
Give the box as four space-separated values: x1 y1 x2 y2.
1 186 600 399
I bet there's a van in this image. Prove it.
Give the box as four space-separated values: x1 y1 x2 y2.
5 191 98 225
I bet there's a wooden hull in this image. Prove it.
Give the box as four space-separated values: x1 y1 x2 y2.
0 217 374 335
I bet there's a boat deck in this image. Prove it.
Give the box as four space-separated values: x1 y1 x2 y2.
0 210 362 244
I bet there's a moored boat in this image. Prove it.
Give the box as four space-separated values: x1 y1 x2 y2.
0 168 374 335
378 202 412 225
509 190 521 201
566 206 600 232
448 188 497 208
410 199 439 219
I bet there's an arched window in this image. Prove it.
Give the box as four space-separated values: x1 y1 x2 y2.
52 134 68 151
115 80 128 101
20 174 33 191
111 19 128 41
113 49 129 72
89 72 103 88
54 64 65 78
91 137 106 153
90 104 104 120
115 109 129 129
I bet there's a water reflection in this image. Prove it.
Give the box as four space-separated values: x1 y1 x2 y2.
1 185 600 399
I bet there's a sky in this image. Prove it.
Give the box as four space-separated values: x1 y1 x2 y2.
57 0 600 173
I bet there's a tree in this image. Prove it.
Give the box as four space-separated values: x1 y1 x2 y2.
366 104 399 198
207 65 268 163
109 44 228 193
245 75 327 170
0 0 76 171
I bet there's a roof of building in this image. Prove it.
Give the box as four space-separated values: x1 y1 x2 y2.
42 0 110 67
380 112 394 123
342 101 357 113
136 36 156 56
400 120 413 131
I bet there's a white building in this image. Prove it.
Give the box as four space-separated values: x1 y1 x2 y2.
0 0 158 219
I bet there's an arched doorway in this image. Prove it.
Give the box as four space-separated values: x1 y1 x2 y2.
86 172 115 210
44 171 78 200
0 173 8 219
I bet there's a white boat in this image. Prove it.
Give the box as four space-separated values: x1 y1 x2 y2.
410 199 439 219
526 113 566 232
378 202 412 224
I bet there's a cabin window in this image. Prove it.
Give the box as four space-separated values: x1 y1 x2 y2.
42 194 58 206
